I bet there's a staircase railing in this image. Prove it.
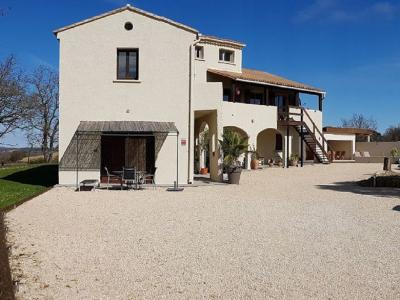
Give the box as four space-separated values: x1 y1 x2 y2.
286 107 334 162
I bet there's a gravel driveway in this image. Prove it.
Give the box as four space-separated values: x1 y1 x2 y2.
7 163 400 299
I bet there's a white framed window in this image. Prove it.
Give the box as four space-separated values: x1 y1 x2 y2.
219 49 234 63
195 46 204 59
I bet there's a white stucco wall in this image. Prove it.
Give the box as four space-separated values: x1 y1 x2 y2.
324 133 356 158
289 107 323 132
192 42 241 110
221 102 277 146
195 42 242 77
57 10 196 185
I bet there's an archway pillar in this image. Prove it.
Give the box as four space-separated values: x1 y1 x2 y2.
246 135 257 170
279 128 293 168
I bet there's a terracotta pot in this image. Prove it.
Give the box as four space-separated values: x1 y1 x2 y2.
250 159 259 170
289 160 298 167
200 167 208 174
228 168 242 184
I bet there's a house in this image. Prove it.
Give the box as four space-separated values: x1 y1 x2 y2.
55 5 333 186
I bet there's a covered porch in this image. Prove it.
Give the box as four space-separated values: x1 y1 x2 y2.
59 121 179 188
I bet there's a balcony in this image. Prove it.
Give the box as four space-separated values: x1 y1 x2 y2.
221 101 278 133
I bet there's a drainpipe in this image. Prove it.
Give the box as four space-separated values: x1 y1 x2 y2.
187 35 201 184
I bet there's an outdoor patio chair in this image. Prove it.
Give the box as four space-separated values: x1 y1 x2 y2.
104 166 119 190
122 167 136 190
363 151 371 157
335 151 341 160
354 151 362 158
145 167 157 189
341 151 346 160
327 151 333 161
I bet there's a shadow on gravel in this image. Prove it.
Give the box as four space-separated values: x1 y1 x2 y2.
0 213 15 300
317 181 400 199
3 164 58 187
393 205 400 212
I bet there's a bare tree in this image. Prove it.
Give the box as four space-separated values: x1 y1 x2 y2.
341 113 379 142
25 129 40 164
341 113 378 131
383 125 400 142
27 66 59 162
0 55 28 142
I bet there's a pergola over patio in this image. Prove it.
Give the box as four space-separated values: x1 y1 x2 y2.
323 127 377 142
59 121 179 189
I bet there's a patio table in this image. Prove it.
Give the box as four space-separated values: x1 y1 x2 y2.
112 170 145 190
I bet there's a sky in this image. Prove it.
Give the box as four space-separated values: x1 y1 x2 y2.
0 0 399 147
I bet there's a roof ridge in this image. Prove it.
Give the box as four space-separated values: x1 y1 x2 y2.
54 5 198 35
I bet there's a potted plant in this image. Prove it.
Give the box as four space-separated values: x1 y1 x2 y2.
268 159 274 167
289 153 299 167
199 128 210 174
249 145 259 170
390 148 399 163
200 167 208 174
219 129 248 184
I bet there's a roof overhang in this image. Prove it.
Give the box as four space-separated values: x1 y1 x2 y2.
236 78 326 96
208 69 325 96
323 127 376 136
76 121 178 134
199 35 246 49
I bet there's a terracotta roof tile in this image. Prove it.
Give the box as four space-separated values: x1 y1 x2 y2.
199 35 245 49
208 68 324 94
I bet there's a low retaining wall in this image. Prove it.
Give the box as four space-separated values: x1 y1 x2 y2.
356 141 400 157
355 157 385 163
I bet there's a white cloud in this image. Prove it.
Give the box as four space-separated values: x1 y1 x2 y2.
294 0 399 23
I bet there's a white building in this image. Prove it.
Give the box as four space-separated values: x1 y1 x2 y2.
55 5 333 186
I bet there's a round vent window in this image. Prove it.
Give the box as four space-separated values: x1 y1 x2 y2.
124 22 133 31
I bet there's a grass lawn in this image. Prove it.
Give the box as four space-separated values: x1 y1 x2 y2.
0 164 58 210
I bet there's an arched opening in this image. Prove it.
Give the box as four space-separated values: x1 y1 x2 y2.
257 128 284 163
193 110 222 182
195 121 210 174
223 126 249 167
223 126 249 140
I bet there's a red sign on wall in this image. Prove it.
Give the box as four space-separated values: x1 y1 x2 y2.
181 139 187 146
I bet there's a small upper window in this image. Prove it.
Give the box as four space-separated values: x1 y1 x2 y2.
195 46 204 59
124 22 133 31
219 49 234 63
117 49 139 80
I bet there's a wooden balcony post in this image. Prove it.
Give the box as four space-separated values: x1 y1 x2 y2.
286 125 290 168
318 94 323 111
300 109 304 167
232 82 236 103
